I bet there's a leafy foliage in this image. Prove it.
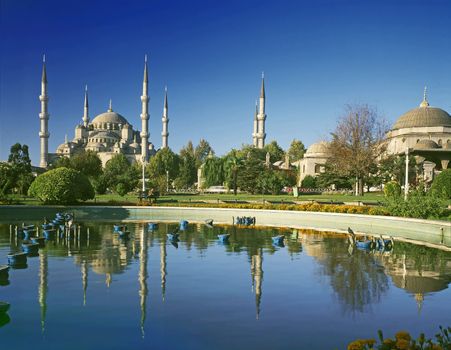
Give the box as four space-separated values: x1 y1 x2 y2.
383 181 401 198
385 185 446 219
288 139 306 162
147 147 180 179
102 154 139 196
6 143 34 195
202 157 225 188
194 139 213 167
28 167 94 204
264 140 285 163
301 175 317 189
431 169 451 199
326 104 388 195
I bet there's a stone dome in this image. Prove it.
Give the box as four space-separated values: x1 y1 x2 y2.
306 142 330 156
91 111 128 126
414 139 440 150
392 104 451 130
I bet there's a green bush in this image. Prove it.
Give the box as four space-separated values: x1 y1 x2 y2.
431 169 451 199
383 181 401 198
385 185 446 219
115 182 128 197
28 167 94 204
301 175 317 189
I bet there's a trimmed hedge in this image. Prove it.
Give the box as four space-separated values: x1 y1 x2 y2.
28 167 95 204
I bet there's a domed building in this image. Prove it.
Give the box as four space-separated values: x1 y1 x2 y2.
385 89 451 181
297 141 331 183
38 56 170 168
385 89 451 155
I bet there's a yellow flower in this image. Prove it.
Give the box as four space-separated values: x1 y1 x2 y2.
395 331 411 342
395 338 410 350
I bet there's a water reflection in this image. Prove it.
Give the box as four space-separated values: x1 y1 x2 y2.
0 222 450 335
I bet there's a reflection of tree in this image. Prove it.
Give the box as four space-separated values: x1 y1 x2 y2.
315 238 389 315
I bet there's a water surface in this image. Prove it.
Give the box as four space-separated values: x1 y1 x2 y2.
0 222 450 349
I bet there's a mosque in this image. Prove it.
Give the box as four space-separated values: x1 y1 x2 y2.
298 88 451 184
38 55 169 167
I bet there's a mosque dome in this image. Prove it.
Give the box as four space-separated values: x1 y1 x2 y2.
91 101 128 126
392 93 451 130
91 111 128 125
305 142 330 156
414 139 440 150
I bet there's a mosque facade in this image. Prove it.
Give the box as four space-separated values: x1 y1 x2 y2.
38 56 169 168
297 89 451 184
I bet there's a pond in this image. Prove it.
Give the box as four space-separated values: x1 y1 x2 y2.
0 221 450 350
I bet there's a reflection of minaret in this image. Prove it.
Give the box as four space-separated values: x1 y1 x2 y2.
106 273 111 287
160 236 167 302
251 248 263 319
39 252 48 333
82 260 88 306
139 228 149 338
415 293 424 314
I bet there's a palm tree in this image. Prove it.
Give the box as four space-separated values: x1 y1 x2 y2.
225 151 243 195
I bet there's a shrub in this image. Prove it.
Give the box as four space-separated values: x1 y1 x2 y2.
115 182 128 197
301 175 317 189
28 167 94 204
385 185 446 219
431 169 451 199
384 181 401 198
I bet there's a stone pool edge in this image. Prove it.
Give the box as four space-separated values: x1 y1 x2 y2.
1 205 450 250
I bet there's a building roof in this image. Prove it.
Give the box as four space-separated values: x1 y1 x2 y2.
91 111 129 126
305 141 330 156
392 106 451 130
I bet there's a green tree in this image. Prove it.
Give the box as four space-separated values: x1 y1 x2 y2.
431 169 451 199
28 167 94 204
0 162 14 200
202 157 224 188
68 151 103 179
194 139 213 167
175 146 197 190
224 150 243 195
147 147 180 179
301 175 317 189
288 139 306 162
327 104 388 195
7 143 34 195
237 150 265 194
264 140 285 163
102 154 139 195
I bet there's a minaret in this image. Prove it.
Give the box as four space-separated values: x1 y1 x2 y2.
256 72 267 149
140 55 150 161
252 100 258 147
82 85 89 127
161 86 169 149
39 55 50 168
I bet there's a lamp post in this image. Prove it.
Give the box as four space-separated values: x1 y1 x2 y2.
142 157 146 193
166 170 169 193
404 148 409 200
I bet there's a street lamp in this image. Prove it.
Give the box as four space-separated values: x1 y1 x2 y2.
166 170 169 193
142 156 146 193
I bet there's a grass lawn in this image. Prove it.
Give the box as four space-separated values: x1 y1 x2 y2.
6 192 386 205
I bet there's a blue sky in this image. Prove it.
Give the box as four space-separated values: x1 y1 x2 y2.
1 0 450 165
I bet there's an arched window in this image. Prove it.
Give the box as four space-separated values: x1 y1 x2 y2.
314 164 322 174
438 139 442 146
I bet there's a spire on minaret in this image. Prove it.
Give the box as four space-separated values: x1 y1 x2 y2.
42 55 47 83
82 85 89 127
420 86 429 107
256 73 267 149
161 86 169 149
108 99 113 112
252 99 258 147
141 55 150 161
39 55 50 168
